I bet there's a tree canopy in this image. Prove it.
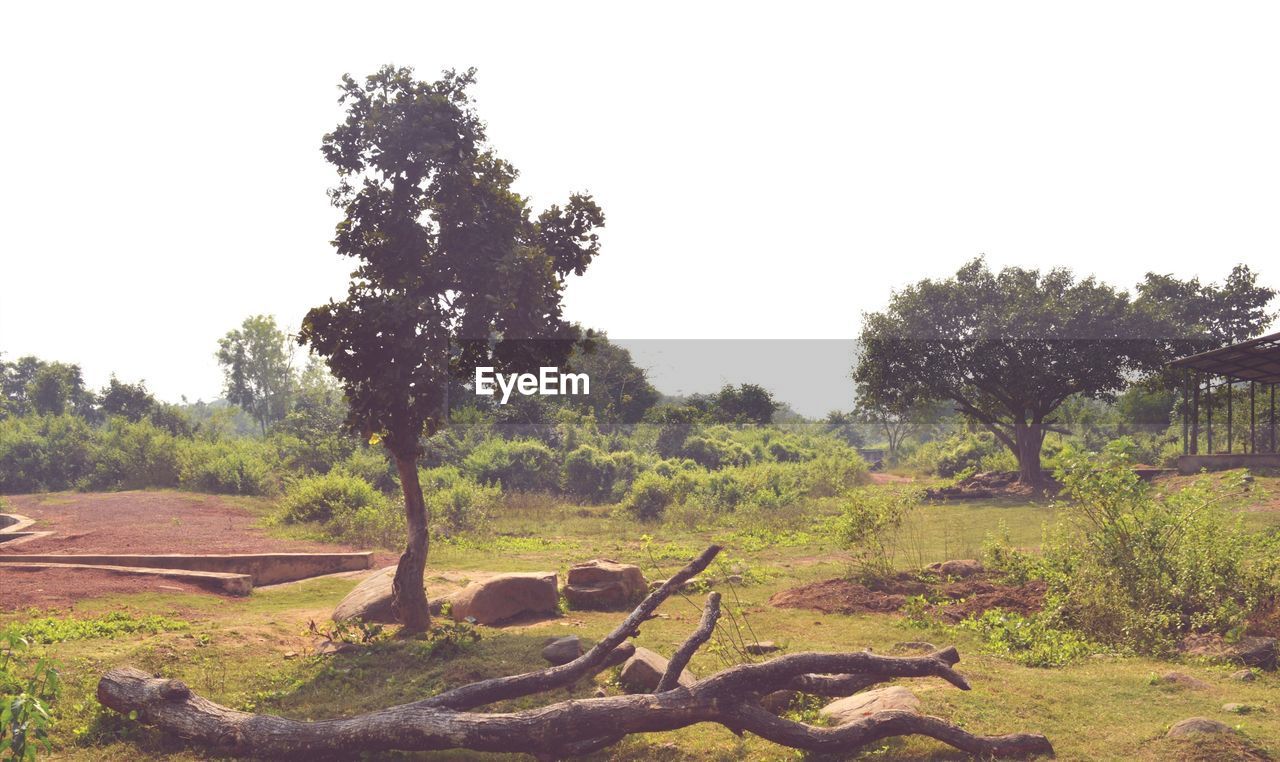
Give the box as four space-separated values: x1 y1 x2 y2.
215 315 295 435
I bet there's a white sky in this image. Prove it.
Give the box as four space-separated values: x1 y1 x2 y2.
2 2 1279 415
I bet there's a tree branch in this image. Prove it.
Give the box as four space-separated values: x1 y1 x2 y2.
656 592 720 692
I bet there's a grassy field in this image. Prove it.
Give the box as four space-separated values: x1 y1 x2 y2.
4 479 1279 761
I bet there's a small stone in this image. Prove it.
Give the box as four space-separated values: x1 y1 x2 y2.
925 559 984 578
283 651 297 660
594 686 607 698
760 689 797 713
541 635 583 666
724 574 744 585
745 641 781 655
317 640 359 656
1222 703 1253 714
1231 669 1257 682
1166 717 1234 738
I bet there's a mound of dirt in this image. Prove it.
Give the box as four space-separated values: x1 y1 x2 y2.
925 471 1059 501
769 571 1045 622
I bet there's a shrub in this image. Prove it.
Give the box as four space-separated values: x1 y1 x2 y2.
462 438 557 492
907 432 1014 477
279 472 389 524
803 447 870 497
562 445 616 502
177 439 279 496
1 632 60 761
827 487 925 581
420 466 499 536
1041 440 1280 655
334 447 399 493
83 417 181 490
0 414 94 492
621 471 678 521
956 610 1099 667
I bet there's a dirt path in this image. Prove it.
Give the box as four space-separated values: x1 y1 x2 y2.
1 491 396 611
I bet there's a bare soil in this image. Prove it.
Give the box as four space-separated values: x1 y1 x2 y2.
769 571 1045 623
1 491 396 611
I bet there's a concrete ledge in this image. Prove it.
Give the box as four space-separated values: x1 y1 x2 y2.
0 513 36 532
0 552 374 585
1177 454 1280 474
0 531 56 547
0 562 253 595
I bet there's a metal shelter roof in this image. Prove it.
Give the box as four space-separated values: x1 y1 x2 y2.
1170 331 1280 384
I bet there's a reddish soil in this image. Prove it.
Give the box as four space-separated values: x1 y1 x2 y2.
769 572 1045 622
1 491 395 611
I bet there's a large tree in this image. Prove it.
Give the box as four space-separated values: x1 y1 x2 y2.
856 259 1276 484
299 66 603 632
215 315 295 434
855 258 1158 484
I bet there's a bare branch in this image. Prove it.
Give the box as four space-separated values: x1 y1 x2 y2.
656 591 720 692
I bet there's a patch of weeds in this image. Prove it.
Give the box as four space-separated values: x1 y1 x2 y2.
1 633 61 761
3 612 189 645
955 610 1099 668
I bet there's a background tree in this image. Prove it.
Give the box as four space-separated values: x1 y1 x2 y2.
853 393 937 461
99 376 156 422
822 410 866 447
711 383 778 425
299 65 604 632
215 315 295 435
855 258 1156 484
26 360 96 418
564 332 659 423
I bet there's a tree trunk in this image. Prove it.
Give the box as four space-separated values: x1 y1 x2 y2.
392 453 431 633
1013 423 1044 485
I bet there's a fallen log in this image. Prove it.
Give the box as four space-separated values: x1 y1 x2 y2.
97 545 1053 759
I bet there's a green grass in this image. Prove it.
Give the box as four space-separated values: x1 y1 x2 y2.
4 480 1278 761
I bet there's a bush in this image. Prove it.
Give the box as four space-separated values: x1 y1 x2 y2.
956 610 1099 667
83 417 181 490
907 432 1014 477
0 414 94 492
279 471 389 524
420 466 499 536
827 487 925 581
621 471 679 521
177 438 279 496
462 438 558 492
1041 440 1280 655
334 447 399 493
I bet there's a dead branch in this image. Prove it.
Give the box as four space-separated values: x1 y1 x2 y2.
656 591 720 692
96 545 1053 759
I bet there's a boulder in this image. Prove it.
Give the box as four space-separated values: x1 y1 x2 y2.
619 647 695 693
542 635 583 665
926 559 983 579
1180 633 1277 671
820 686 920 724
333 566 398 623
1166 717 1234 738
447 572 558 626
563 559 648 610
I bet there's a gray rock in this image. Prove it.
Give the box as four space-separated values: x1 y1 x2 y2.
745 641 782 655
619 646 695 693
542 635 583 665
1231 669 1257 682
820 686 920 724
1166 717 1234 738
1222 703 1254 714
